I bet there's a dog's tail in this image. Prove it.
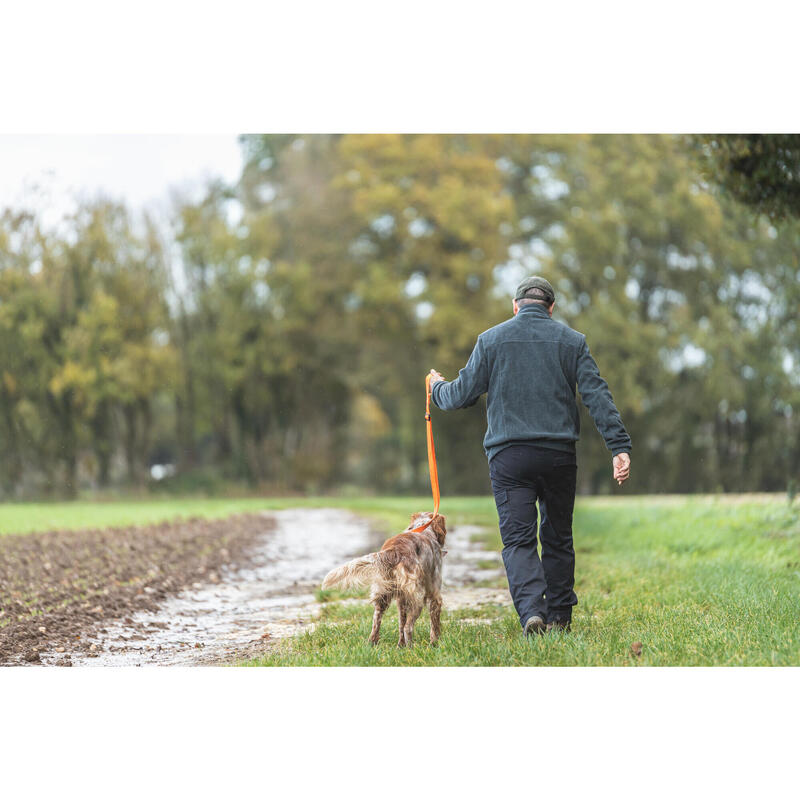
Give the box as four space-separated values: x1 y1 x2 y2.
321 552 387 590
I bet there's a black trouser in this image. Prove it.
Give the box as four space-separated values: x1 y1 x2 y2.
489 444 578 628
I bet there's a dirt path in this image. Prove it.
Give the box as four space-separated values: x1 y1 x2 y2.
72 509 383 666
1 509 508 666
440 521 509 610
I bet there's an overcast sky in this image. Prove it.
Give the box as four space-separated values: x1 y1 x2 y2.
0 135 243 223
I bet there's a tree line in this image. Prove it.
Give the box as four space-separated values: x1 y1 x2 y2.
0 134 798 498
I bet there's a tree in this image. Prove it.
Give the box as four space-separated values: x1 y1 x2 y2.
331 134 514 493
695 134 800 222
499 134 800 493
0 199 175 496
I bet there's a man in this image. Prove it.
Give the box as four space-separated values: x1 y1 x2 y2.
429 276 631 637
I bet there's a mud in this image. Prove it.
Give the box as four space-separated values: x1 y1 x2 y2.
440 523 509 609
1 509 508 667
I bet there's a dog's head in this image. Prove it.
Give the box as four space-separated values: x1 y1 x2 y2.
407 511 447 546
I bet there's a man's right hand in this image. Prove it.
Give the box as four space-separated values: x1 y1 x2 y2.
613 452 631 486
429 369 445 386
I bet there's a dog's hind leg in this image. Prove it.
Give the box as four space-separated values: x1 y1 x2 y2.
397 596 408 647
402 599 423 647
369 594 391 645
429 593 443 645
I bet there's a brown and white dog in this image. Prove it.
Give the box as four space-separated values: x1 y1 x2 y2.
321 512 447 646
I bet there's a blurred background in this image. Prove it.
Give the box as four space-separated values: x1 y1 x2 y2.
0 133 798 499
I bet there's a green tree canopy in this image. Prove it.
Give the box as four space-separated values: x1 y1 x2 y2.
696 134 800 222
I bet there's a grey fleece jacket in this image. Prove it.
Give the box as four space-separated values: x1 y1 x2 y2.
431 303 632 461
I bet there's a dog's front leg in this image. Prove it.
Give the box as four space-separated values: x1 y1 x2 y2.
369 595 390 645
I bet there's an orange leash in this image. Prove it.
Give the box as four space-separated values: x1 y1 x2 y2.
410 373 440 532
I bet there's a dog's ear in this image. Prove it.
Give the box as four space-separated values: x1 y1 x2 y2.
404 512 419 531
431 514 447 546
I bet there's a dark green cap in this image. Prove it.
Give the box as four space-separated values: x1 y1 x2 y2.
514 276 555 304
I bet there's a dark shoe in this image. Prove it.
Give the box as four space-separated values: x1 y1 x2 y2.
546 618 571 633
524 615 546 637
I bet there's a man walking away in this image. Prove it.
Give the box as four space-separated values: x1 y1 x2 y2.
429 276 631 636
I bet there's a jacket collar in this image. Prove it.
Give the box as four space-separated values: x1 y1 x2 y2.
516 303 551 320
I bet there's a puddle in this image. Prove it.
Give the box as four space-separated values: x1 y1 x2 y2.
68 511 509 666
441 523 510 610
442 524 504 586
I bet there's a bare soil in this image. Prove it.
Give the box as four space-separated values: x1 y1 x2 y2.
0 514 274 666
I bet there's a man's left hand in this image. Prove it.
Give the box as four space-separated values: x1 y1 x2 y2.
613 452 631 485
429 369 445 386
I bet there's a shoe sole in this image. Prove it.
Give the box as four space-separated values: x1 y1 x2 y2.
524 617 546 637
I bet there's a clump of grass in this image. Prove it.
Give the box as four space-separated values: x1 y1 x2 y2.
314 587 367 603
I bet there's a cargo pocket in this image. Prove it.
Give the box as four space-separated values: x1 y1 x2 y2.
493 488 509 508
493 488 514 547
493 489 510 530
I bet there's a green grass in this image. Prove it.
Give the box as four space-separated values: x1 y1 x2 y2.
0 495 444 536
243 494 800 666
2 492 797 666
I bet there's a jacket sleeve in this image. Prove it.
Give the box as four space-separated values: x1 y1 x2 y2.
576 336 632 456
431 337 489 411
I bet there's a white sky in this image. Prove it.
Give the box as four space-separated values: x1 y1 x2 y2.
0 135 243 223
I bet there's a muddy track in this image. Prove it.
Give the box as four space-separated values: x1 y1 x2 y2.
0 509 508 666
